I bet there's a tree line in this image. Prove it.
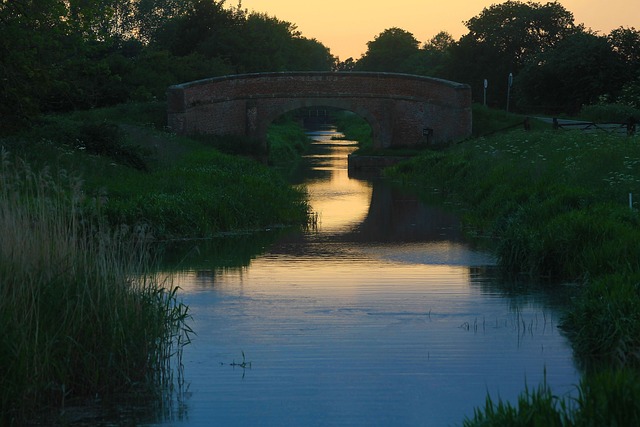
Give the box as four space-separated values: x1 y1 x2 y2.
347 1 639 116
0 0 334 133
1 0 638 134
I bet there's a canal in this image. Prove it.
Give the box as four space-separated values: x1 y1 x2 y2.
151 125 580 426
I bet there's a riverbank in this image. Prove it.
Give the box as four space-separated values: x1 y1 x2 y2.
1 103 313 239
0 103 313 424
385 111 640 423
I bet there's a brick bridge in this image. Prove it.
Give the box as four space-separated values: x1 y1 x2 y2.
167 72 472 149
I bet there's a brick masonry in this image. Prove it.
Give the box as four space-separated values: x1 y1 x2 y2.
167 72 472 148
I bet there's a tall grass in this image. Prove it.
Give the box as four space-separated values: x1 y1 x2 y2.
464 368 640 426
267 116 311 168
463 376 573 426
0 149 191 424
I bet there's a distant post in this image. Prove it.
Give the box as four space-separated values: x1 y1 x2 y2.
506 73 513 112
483 79 488 106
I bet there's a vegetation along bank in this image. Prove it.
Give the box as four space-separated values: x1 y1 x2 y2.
385 106 640 425
0 103 313 424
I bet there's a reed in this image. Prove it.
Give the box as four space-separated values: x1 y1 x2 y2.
463 377 572 426
463 368 640 426
0 149 191 424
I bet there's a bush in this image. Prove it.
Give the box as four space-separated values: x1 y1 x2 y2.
579 103 640 123
25 116 150 170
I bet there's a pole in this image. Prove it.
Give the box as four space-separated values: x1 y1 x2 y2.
483 79 488 106
507 73 513 112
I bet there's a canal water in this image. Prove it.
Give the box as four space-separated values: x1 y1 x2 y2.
151 126 579 426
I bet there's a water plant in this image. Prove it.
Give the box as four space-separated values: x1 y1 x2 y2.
0 149 192 424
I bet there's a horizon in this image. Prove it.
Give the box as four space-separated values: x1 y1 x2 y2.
235 0 638 60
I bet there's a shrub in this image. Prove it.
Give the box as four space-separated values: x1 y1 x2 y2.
579 103 640 123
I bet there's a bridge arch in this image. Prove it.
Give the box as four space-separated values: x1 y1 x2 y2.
260 99 381 148
167 72 471 149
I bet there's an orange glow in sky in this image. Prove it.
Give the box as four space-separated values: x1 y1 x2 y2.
235 0 638 60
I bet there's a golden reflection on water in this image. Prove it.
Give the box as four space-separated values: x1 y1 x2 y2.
304 136 372 232
306 168 371 232
172 251 471 296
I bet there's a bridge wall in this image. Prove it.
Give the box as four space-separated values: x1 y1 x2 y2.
167 72 471 148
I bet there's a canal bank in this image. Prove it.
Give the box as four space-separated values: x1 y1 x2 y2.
385 126 640 424
146 125 579 427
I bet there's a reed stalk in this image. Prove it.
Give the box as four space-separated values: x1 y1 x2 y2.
0 149 191 424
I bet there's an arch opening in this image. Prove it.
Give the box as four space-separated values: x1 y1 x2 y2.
266 106 373 167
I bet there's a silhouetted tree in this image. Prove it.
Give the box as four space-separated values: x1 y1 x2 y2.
515 32 626 114
355 28 421 73
445 1 580 107
418 31 455 77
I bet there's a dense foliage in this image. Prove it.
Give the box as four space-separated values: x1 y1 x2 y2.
2 0 638 133
0 0 335 133
347 1 639 115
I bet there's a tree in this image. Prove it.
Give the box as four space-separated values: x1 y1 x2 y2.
335 57 356 71
135 0 196 43
446 1 580 106
464 1 578 68
153 0 236 57
516 32 626 114
424 31 454 52
0 0 72 130
287 37 335 71
230 12 299 72
608 27 640 69
607 27 640 108
419 31 455 77
355 28 420 73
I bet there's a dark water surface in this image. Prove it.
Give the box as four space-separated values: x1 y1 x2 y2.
151 127 579 426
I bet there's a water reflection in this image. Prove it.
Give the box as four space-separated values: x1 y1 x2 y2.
150 125 579 427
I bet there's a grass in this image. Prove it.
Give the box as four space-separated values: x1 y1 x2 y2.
463 375 572 427
0 104 314 239
388 128 640 280
0 150 192 424
464 368 640 426
99 145 311 238
267 115 312 170
384 106 640 424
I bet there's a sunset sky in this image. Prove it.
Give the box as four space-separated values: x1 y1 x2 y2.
235 0 638 60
